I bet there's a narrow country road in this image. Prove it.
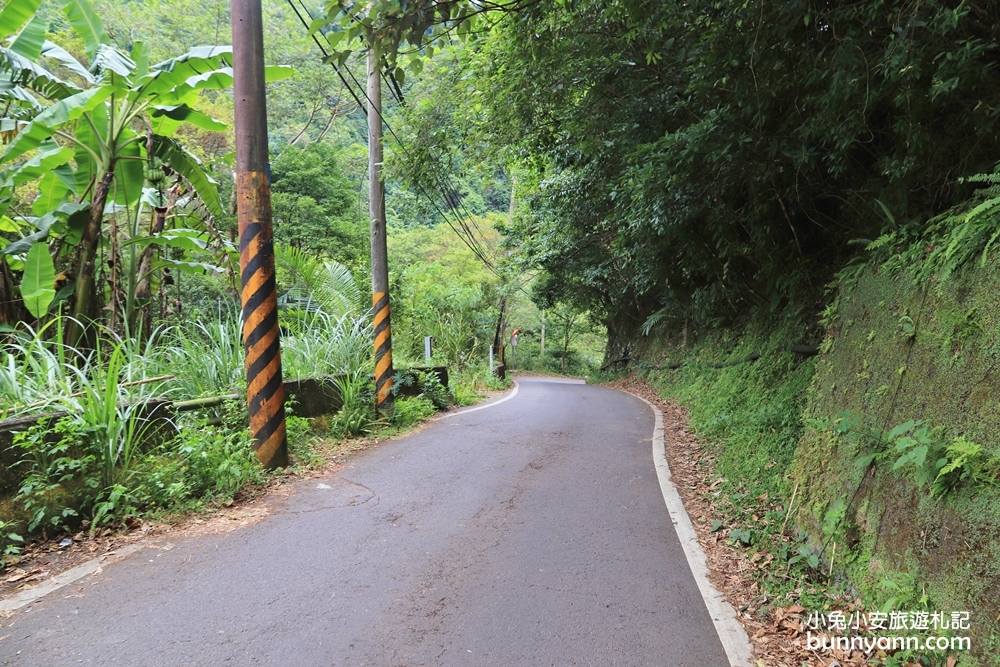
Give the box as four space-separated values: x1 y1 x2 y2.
1 377 736 667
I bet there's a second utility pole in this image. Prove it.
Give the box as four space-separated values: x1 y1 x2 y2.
368 46 394 414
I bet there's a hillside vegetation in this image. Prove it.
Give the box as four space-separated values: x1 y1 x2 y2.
0 0 998 662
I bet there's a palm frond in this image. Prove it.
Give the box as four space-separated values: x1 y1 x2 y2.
274 245 362 319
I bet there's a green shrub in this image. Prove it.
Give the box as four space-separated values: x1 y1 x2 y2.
331 370 374 437
452 380 483 406
285 415 326 469
417 370 452 409
174 420 264 500
392 396 436 428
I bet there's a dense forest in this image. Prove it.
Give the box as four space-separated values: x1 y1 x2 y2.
2 1 1000 664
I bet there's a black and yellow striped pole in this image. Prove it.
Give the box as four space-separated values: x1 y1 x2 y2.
368 46 394 414
232 0 288 468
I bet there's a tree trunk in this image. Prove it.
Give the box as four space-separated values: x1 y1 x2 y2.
132 206 168 340
66 169 115 347
0 259 28 325
540 310 545 357
561 329 569 374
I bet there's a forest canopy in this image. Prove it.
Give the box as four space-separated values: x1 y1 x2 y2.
342 0 1000 341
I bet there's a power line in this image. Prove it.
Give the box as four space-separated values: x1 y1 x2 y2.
285 0 502 276
336 12 496 267
381 69 499 273
285 0 369 116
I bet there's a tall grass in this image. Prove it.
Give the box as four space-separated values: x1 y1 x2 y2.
282 311 372 380
149 318 246 398
2 261 374 540
0 320 83 416
13 334 166 533
2 310 372 418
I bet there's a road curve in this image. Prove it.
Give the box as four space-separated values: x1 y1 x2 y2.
1 376 731 667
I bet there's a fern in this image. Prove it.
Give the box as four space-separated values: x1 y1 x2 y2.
914 172 1000 283
932 437 986 498
273 245 363 319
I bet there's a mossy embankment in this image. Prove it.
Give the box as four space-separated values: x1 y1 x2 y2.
623 258 1000 664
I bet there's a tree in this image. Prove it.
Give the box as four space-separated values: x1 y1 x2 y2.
270 141 366 265
0 0 290 342
462 0 1000 339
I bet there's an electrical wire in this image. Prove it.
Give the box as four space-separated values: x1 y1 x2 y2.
285 0 369 116
286 0 503 277
382 67 499 273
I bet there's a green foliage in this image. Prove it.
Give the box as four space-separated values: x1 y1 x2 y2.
331 370 374 437
933 437 987 499
171 413 263 500
787 543 822 572
388 220 502 370
0 0 232 336
14 417 91 533
150 317 245 398
791 261 1000 655
270 143 366 265
0 519 24 563
872 172 1000 285
822 497 848 541
281 312 372 380
11 334 167 532
727 527 753 547
363 0 1000 344
854 418 992 498
483 372 509 391
413 370 452 409
650 320 815 502
885 420 936 480
275 246 363 320
391 396 436 428
285 415 325 470
20 241 55 318
451 379 483 407
877 569 928 613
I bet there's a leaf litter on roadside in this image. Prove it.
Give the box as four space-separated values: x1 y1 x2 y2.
606 375 955 667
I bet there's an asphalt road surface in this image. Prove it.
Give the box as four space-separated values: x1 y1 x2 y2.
1 376 731 667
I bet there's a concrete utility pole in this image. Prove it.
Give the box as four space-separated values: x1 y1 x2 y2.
368 47 394 414
231 0 288 468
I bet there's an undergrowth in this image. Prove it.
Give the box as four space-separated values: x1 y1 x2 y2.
633 311 989 665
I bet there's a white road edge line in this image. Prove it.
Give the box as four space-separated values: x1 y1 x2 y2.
626 390 754 667
0 544 144 616
434 380 519 420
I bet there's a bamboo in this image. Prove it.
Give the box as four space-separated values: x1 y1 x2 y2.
173 394 242 412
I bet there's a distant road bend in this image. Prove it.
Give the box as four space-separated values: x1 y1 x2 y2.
1 376 744 667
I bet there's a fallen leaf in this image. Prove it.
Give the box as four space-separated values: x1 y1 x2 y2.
5 567 42 584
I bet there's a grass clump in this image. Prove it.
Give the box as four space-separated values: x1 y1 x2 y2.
648 319 815 502
12 400 266 537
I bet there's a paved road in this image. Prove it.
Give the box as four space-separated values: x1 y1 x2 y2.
1 377 730 666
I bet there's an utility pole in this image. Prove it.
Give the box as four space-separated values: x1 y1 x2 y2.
232 0 288 468
540 310 545 358
368 46 394 414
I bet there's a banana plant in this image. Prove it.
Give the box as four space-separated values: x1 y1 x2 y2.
0 0 290 341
